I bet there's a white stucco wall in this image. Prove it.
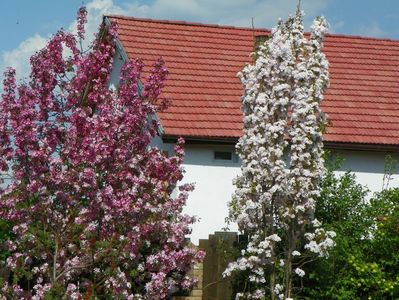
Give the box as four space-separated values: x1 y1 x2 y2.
333 150 399 193
179 145 241 244
166 143 399 245
109 46 125 89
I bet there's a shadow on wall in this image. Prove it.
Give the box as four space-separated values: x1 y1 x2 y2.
332 150 398 174
183 144 241 168
181 144 399 176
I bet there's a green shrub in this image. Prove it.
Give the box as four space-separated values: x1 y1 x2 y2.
0 219 12 261
302 156 399 300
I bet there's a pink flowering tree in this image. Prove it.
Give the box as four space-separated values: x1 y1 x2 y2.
224 10 335 300
0 7 203 300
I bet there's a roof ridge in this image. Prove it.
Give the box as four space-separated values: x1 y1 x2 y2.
106 14 399 43
105 14 270 32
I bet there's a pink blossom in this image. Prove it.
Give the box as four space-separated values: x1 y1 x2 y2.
77 7 88 40
0 6 202 299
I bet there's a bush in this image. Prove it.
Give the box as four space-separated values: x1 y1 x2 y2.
302 156 399 299
226 154 399 299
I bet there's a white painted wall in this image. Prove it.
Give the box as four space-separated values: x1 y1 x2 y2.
168 144 399 245
333 150 399 193
109 47 124 90
179 145 241 244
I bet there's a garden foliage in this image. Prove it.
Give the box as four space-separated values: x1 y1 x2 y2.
227 155 399 299
302 156 399 299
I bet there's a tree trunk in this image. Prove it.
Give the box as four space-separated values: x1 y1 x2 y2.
270 266 276 300
285 225 295 299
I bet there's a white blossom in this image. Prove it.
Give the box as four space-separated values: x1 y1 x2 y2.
292 250 301 256
226 9 334 299
294 268 305 277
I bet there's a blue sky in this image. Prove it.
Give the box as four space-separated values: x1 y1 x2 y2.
1 0 399 78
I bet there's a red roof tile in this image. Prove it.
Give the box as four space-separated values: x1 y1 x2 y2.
107 15 399 146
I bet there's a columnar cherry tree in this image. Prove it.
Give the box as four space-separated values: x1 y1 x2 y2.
225 10 335 300
0 7 203 300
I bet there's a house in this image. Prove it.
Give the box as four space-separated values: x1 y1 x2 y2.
103 15 399 244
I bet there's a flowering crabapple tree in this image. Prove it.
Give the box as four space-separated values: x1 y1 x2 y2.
0 7 203 300
224 9 335 300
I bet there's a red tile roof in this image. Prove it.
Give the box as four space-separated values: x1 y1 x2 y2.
107 15 399 146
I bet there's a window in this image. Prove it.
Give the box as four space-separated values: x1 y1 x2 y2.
214 151 233 161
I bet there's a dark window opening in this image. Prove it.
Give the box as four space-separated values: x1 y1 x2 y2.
214 151 233 161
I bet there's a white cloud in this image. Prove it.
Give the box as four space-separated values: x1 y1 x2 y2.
0 0 143 82
1 34 47 81
1 0 329 83
77 0 145 41
329 20 345 33
356 22 387 38
145 0 329 28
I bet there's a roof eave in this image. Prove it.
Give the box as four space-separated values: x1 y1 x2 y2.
162 135 238 145
103 15 166 136
324 141 399 152
103 16 129 61
162 134 399 152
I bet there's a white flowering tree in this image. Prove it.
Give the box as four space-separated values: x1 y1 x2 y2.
225 10 335 300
